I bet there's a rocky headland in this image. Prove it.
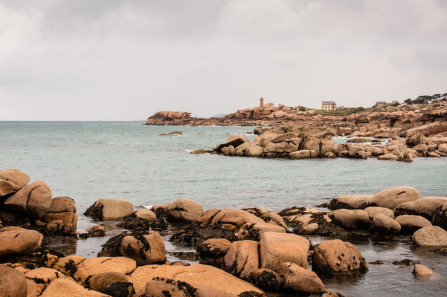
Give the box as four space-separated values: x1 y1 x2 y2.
2 168 447 296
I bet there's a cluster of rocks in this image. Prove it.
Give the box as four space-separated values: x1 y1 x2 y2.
208 126 447 161
2 178 446 296
145 102 447 137
0 169 77 236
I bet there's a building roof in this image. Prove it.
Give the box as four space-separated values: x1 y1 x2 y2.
322 101 336 105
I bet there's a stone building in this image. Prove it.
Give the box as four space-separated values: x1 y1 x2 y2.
375 101 387 108
321 101 336 111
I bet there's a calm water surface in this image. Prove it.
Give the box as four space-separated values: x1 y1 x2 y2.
1 121 446 297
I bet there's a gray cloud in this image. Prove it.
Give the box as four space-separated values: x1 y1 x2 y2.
0 0 446 120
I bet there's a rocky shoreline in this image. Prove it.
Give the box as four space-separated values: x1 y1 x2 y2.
204 125 447 161
2 169 447 296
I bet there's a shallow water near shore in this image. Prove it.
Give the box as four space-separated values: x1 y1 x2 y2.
1 121 447 296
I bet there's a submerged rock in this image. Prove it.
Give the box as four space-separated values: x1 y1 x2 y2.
413 264 434 277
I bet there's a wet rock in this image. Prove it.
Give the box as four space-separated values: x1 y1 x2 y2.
0 169 30 198
197 238 231 266
25 267 65 294
432 202 447 229
85 225 106 237
169 223 237 247
2 248 61 270
0 265 27 297
412 226 447 247
277 206 320 225
312 239 368 274
259 232 310 271
53 255 86 276
4 181 52 219
145 278 197 297
40 278 108 297
196 287 236 297
87 272 131 294
199 208 264 231
289 149 317 159
135 209 157 222
260 212 287 229
328 195 373 210
129 264 264 297
430 248 447 255
73 257 137 284
190 149 205 154
250 268 283 292
361 186 420 210
328 209 370 230
84 198 134 220
378 153 399 161
154 198 204 223
243 222 286 240
41 196 77 235
98 230 166 265
223 240 259 280
0 227 43 257
364 207 394 219
392 259 419 266
413 264 433 277
395 215 432 234
117 215 168 232
370 214 401 235
279 262 327 294
394 197 447 220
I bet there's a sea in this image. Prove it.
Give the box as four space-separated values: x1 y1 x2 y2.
1 121 447 296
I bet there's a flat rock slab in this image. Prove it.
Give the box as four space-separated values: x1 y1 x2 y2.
129 264 263 297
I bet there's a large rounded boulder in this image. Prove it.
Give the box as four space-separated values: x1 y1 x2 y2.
312 239 369 274
395 215 432 234
0 265 28 297
84 198 134 220
0 169 30 198
259 232 310 271
279 262 327 294
153 198 204 223
98 230 166 265
129 264 263 297
394 197 447 220
412 226 447 247
223 240 259 280
328 209 370 230
73 257 137 284
0 227 43 257
41 196 77 234
328 195 373 210
4 181 52 219
362 186 420 209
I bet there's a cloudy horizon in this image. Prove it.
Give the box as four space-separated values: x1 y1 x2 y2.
1 0 446 120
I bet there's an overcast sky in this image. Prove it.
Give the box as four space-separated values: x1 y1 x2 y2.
1 0 446 120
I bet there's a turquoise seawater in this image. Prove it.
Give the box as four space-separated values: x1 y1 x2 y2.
1 121 447 296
